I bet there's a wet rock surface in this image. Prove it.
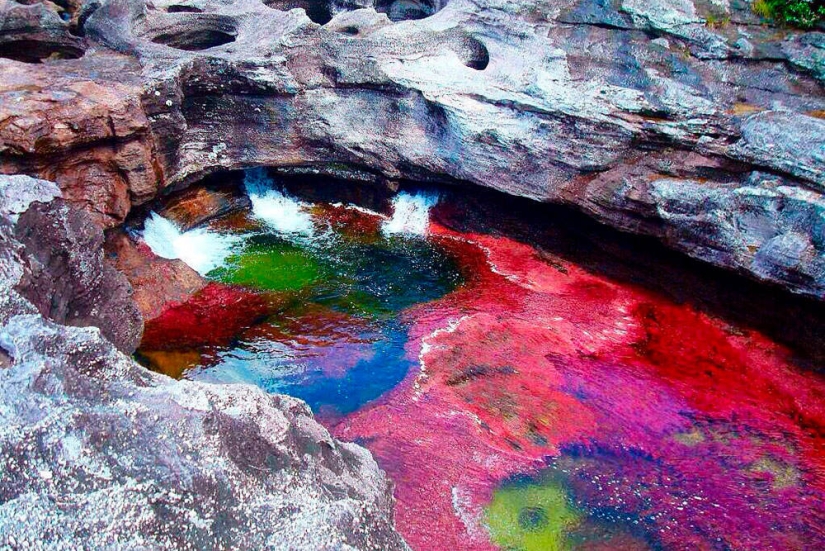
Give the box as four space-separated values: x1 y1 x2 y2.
0 0 824 297
104 230 208 321
0 175 408 550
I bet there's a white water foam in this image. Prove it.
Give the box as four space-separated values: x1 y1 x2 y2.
381 191 439 236
142 212 240 276
243 168 314 236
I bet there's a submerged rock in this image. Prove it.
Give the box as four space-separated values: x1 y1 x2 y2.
0 0 824 299
0 174 408 549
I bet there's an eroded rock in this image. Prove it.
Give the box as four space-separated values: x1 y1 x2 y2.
0 174 408 549
105 231 207 321
1 0 824 298
1 175 143 353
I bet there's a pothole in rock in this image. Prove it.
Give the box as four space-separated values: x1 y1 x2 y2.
375 0 448 22
166 5 204 13
265 0 449 25
0 40 85 63
456 36 489 70
264 0 335 25
152 28 236 51
136 169 463 415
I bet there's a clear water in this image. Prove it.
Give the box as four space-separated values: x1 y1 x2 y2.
140 174 462 416
138 171 825 551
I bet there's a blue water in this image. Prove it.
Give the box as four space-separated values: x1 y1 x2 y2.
189 318 414 417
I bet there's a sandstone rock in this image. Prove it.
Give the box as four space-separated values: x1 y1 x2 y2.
1 0 824 298
105 231 207 321
0 174 408 550
155 173 252 231
1 174 143 353
0 33 158 228
0 0 85 63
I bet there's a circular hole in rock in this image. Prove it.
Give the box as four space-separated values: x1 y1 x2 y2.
375 0 445 21
459 36 489 70
166 5 204 13
263 1 333 25
153 29 236 51
0 40 84 63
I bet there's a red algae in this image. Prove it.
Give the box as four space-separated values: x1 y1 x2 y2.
135 199 825 550
334 221 825 550
312 203 384 241
140 282 275 351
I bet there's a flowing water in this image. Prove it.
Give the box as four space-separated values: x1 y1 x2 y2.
138 171 825 550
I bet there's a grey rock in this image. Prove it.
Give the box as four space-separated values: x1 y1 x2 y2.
1 0 825 298
0 175 408 550
732 111 825 189
0 174 60 223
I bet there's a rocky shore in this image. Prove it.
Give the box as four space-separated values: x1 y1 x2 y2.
0 175 407 549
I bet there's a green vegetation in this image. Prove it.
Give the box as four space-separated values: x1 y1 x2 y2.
753 0 825 29
485 475 581 551
211 237 323 292
705 13 731 28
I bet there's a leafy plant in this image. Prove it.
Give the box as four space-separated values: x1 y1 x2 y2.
753 0 825 29
705 13 731 28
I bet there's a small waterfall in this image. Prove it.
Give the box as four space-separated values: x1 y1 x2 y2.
382 191 439 237
243 168 314 236
142 212 239 276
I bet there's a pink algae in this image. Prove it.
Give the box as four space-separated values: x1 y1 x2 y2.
334 222 825 550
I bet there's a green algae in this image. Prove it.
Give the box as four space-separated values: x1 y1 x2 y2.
750 456 800 489
485 475 581 551
673 427 706 446
207 231 461 316
211 237 323 292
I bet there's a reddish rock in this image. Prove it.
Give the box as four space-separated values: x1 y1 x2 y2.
0 54 159 228
156 177 251 232
105 231 207 321
5 176 143 354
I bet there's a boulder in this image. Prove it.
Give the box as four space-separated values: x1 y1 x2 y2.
1 174 143 353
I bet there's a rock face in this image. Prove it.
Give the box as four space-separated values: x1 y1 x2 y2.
105 231 207 321
0 175 408 550
1 175 143 353
0 0 823 298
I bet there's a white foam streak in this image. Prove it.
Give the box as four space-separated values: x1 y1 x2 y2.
142 212 239 275
243 168 314 236
382 191 439 236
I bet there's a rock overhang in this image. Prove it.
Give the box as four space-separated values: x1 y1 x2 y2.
1 0 824 299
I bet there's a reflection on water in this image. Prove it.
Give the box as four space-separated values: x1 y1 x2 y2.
138 171 825 551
